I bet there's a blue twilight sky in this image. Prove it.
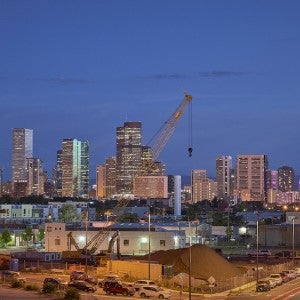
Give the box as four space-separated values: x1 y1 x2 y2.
0 0 300 181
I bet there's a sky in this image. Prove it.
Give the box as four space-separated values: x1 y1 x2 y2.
0 0 300 181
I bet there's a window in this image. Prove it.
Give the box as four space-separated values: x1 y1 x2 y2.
124 239 129 246
160 240 166 246
55 239 60 246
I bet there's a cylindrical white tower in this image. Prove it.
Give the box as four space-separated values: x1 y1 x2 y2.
174 175 181 216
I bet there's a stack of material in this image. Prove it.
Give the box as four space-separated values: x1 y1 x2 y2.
146 244 245 280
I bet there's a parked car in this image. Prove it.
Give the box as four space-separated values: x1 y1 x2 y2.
256 280 271 292
269 274 283 286
280 271 290 283
283 270 297 279
1 270 26 284
133 279 157 291
98 274 121 287
138 286 171 299
68 280 97 292
294 267 300 276
43 277 68 290
70 270 98 285
274 250 294 258
266 277 277 289
246 249 272 258
103 281 135 296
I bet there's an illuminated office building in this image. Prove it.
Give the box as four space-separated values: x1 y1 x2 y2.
216 155 232 197
12 128 33 190
278 166 294 192
236 154 268 201
105 156 116 198
116 122 142 195
52 150 62 196
96 165 106 198
61 139 89 198
27 157 44 195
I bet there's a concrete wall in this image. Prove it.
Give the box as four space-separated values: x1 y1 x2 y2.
107 260 162 280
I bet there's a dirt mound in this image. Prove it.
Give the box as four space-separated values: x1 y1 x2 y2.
147 244 245 281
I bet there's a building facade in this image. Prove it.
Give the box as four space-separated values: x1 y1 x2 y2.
105 156 116 198
191 170 216 202
96 165 106 198
133 175 168 198
216 156 232 197
27 158 44 195
278 166 295 192
116 122 142 195
12 128 33 191
61 139 89 198
236 154 268 201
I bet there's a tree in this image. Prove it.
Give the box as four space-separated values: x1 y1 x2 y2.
22 227 33 248
37 228 45 241
0 229 12 247
116 213 139 223
58 204 79 222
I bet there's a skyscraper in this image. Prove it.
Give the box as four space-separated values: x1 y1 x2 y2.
116 121 142 195
61 138 89 198
278 166 294 192
96 165 106 198
27 157 44 195
52 150 62 196
236 154 268 201
105 156 116 198
216 156 232 197
12 128 33 189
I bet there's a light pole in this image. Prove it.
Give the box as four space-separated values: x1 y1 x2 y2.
148 210 151 280
85 205 88 274
292 217 296 264
256 219 259 284
188 220 192 300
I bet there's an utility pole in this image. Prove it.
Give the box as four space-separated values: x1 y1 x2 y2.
0 167 4 195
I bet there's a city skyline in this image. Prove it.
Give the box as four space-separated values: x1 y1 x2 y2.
1 1 300 180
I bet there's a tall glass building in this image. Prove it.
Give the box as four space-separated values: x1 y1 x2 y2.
12 128 33 188
61 138 89 198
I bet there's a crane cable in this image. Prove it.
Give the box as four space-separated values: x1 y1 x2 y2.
188 98 193 157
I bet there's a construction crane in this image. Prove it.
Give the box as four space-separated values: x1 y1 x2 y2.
64 93 193 257
118 93 193 206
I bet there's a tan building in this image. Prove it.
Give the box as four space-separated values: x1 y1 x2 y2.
191 169 217 202
45 222 186 256
133 175 168 199
236 155 268 201
105 157 116 198
96 165 106 198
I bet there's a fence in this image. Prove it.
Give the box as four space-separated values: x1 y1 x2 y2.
213 260 297 293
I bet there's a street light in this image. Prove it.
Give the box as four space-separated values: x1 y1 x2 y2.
256 219 259 284
148 210 151 280
188 220 192 300
292 216 297 264
85 205 89 274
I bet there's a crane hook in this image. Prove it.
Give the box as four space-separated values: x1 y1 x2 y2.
188 147 193 157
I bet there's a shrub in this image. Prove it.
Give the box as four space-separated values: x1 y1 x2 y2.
11 279 25 288
64 287 80 300
25 284 40 291
42 282 57 294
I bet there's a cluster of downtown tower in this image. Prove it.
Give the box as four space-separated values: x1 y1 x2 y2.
3 123 299 204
